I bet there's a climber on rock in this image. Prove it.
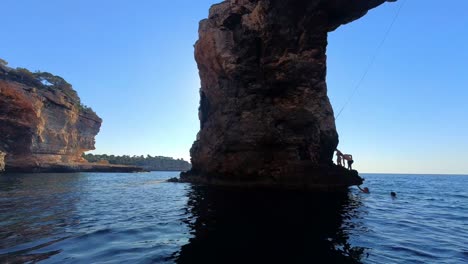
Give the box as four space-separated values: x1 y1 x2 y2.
343 154 354 170
336 150 344 166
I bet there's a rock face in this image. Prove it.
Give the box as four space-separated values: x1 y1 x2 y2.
182 0 393 189
0 69 101 171
0 65 141 172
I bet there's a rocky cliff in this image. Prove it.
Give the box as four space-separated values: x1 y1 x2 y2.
0 64 102 171
182 0 394 189
0 63 141 172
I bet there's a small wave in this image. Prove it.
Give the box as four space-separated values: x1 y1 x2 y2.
388 245 437 259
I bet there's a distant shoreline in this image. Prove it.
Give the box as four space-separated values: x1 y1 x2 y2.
82 154 191 172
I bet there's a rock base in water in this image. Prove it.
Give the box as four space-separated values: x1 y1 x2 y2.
167 177 180 183
181 165 363 191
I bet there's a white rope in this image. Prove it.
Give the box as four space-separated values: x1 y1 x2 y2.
335 0 407 120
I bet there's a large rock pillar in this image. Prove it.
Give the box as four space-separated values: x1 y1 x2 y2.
182 0 394 189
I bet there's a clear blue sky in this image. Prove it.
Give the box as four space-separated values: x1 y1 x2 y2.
1 1 467 174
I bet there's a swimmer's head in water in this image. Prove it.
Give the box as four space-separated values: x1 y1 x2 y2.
391 192 397 197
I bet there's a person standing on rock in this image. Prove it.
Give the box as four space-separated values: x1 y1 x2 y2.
343 154 354 170
336 150 344 166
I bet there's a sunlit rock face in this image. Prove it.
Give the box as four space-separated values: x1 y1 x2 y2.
182 0 393 189
0 78 101 172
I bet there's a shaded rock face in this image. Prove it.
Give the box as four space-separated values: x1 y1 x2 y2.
0 79 102 171
183 0 391 188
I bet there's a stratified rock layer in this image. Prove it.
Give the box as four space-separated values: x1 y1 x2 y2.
0 78 102 171
182 0 393 189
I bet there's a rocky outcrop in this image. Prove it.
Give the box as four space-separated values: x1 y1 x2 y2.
182 0 394 189
0 64 142 173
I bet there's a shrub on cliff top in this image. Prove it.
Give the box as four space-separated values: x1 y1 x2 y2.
13 68 39 86
34 71 79 100
0 61 98 116
79 103 97 116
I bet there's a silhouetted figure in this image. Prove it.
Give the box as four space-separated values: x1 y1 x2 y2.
391 192 397 198
358 186 370 194
336 150 343 166
343 154 354 170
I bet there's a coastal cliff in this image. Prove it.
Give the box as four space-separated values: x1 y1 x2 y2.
0 62 141 173
182 0 394 189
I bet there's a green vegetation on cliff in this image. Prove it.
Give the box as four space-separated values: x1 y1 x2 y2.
83 154 191 171
0 58 96 115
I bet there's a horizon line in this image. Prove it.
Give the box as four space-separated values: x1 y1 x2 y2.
360 172 468 176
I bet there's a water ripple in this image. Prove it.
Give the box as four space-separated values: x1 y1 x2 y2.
0 173 467 263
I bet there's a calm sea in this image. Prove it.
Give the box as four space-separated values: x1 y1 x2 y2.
0 172 467 263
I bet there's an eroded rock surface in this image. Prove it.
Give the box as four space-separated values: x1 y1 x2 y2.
0 66 142 173
0 75 100 171
182 0 393 189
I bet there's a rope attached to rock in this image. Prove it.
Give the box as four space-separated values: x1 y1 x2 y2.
335 0 407 120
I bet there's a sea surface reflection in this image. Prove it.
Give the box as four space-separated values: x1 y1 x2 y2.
1 173 467 263
175 186 365 263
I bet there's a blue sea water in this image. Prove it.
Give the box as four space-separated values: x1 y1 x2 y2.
0 172 467 263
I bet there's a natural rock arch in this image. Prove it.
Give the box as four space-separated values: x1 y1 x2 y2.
182 0 395 189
